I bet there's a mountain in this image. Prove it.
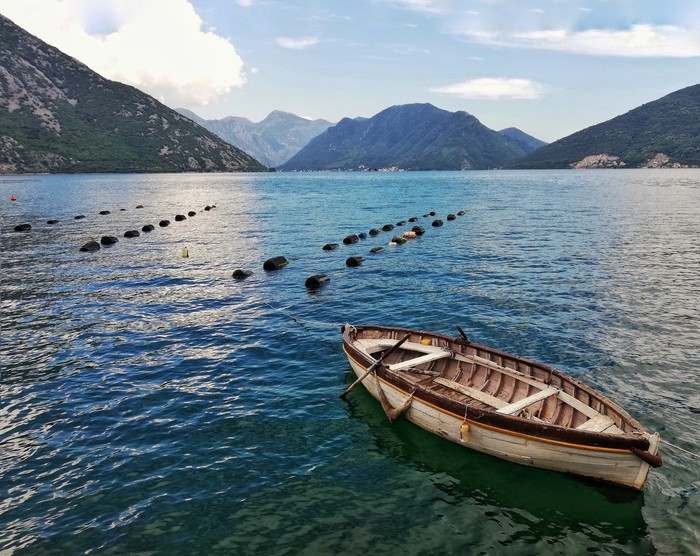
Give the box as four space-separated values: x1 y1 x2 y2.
0 15 266 174
177 109 334 167
498 127 547 153
279 104 540 171
510 84 700 169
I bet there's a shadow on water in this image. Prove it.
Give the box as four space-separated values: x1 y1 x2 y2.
343 372 651 546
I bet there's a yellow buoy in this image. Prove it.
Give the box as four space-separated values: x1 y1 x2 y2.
420 338 432 345
460 422 470 442
182 246 189 258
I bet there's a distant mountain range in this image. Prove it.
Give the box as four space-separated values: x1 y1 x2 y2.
511 84 700 169
177 109 333 168
0 14 266 174
279 104 544 171
3 13 697 175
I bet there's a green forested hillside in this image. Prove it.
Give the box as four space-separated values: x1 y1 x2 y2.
0 14 266 174
280 104 540 171
511 84 700 169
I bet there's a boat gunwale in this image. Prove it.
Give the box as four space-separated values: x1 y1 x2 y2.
342 324 652 452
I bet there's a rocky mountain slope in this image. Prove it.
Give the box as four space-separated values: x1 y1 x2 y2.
510 84 700 169
177 109 333 167
279 104 542 171
0 14 266 174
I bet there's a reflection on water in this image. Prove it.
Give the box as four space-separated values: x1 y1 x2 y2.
1 171 699 555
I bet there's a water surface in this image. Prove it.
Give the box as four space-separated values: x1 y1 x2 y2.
1 170 699 554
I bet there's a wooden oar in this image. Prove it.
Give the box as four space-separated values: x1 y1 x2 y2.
456 326 469 343
340 333 410 399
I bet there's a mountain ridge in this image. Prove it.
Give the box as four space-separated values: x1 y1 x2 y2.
0 14 266 174
177 108 334 167
510 84 700 169
279 103 543 171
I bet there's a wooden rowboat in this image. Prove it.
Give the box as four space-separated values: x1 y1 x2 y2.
341 324 662 490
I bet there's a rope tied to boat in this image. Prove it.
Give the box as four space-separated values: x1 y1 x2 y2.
262 301 345 329
660 439 700 460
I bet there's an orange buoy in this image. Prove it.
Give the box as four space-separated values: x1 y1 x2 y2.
10 195 16 201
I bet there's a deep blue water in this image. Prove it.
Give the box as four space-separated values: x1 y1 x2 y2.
1 170 699 555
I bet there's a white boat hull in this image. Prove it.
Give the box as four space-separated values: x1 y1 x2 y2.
347 357 657 490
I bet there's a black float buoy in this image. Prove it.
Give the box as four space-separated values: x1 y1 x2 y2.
119 208 126 212
47 220 59 225
432 219 443 227
175 214 186 221
142 224 155 232
188 211 196 217
358 232 367 240
13 224 31 232
99 210 110 215
323 243 339 251
369 247 384 253
382 224 394 232
447 214 456 221
305 274 330 289
74 215 86 220
429 211 436 216
457 210 466 216
346 256 363 267
159 220 170 227
391 236 407 244
79 240 100 253
343 234 359 245
369 228 380 236
408 217 418 222
204 206 212 211
263 256 288 271
124 230 140 238
100 235 119 245
136 205 144 209
412 226 425 235
232 269 253 279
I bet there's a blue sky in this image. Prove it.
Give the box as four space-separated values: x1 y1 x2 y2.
1 0 699 142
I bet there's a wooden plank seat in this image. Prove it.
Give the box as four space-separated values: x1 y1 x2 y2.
388 350 452 372
496 387 559 415
354 338 447 355
433 377 508 409
575 414 620 433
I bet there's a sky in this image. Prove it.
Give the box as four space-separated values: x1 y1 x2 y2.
1 0 699 142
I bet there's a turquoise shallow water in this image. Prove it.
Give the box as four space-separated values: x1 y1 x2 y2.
1 170 699 555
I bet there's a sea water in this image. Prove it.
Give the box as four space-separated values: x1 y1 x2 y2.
1 170 699 555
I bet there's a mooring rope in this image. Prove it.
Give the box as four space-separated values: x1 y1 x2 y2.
262 301 345 329
660 439 700 460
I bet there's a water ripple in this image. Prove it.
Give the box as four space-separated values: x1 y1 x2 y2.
1 170 699 554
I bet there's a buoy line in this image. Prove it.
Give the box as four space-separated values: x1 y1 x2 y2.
231 207 467 286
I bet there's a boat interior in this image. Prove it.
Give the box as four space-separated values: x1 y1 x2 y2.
351 328 635 435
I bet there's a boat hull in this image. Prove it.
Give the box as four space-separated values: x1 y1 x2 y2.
344 343 659 491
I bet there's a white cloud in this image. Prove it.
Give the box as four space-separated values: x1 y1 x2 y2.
382 0 447 14
430 78 545 99
236 0 254 6
276 36 320 49
0 0 246 107
458 24 700 58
